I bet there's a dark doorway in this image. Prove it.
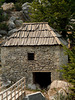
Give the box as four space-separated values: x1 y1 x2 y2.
33 72 51 89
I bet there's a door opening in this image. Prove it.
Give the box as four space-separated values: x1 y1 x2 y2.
33 72 51 89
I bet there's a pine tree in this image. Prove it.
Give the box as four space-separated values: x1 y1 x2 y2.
29 0 74 39
60 46 75 99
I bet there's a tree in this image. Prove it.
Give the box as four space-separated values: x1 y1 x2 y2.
0 0 8 31
4 0 33 3
29 0 74 38
0 0 5 6
60 46 75 99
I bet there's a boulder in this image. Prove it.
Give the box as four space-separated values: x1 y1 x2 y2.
0 34 2 38
0 54 1 61
28 84 36 90
22 2 31 21
3 12 8 17
10 11 23 20
8 21 16 30
48 80 71 100
49 80 70 92
0 30 7 35
15 20 23 27
2 79 11 88
8 29 18 35
9 16 16 22
48 89 67 100
58 89 67 96
1 3 14 11
22 2 30 12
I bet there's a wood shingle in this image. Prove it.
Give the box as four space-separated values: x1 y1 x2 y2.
2 22 67 46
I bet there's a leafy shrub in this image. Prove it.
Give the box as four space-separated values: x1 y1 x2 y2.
0 23 8 31
0 8 3 14
14 3 22 11
0 8 8 22
60 46 75 99
5 0 33 3
16 0 33 3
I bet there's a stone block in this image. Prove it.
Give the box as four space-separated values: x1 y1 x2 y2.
23 92 46 100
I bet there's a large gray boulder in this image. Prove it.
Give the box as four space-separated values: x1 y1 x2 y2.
8 21 16 30
0 34 2 38
22 2 31 21
8 29 18 36
0 30 7 35
1 3 14 11
22 2 30 13
9 16 16 22
28 84 36 90
2 79 11 88
3 12 8 17
48 80 71 100
15 20 23 27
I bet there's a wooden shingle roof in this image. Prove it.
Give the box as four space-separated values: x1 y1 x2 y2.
2 22 67 46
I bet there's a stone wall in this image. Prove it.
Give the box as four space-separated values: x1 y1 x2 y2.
1 46 68 85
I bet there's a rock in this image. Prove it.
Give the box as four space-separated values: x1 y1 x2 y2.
8 21 16 30
0 54 1 61
31 84 36 90
9 16 16 22
48 89 67 100
58 89 67 97
0 30 7 35
15 20 23 27
8 29 18 35
22 2 30 11
3 12 8 17
36 84 41 90
2 79 11 88
1 3 14 11
48 80 71 100
10 11 23 20
50 80 70 93
22 2 31 21
47 85 50 90
0 34 2 38
28 84 36 90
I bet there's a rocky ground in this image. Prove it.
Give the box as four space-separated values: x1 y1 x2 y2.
0 2 30 38
0 79 71 100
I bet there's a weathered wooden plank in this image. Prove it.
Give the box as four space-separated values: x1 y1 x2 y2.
0 77 25 100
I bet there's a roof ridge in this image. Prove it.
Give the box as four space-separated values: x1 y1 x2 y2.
23 22 48 25
2 22 67 46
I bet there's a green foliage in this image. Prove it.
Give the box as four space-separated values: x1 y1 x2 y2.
14 3 22 11
16 0 33 3
4 0 33 3
61 46 75 84
0 7 8 31
29 0 74 38
0 23 8 31
0 0 5 6
4 0 16 3
60 46 75 99
0 8 8 22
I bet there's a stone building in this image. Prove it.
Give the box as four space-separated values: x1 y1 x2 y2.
1 22 68 88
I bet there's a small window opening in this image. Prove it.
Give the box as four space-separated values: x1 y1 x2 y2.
28 53 34 60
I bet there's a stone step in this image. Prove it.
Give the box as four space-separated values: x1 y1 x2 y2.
23 92 46 100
